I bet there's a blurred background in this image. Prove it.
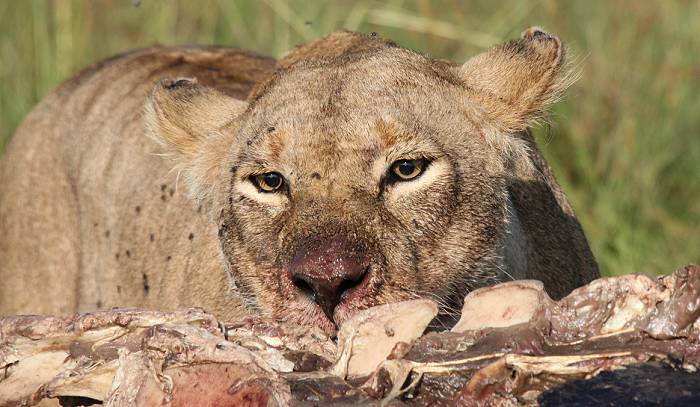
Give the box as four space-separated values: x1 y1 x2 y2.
0 0 698 276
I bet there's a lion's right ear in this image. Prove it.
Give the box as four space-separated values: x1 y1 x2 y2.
145 78 247 202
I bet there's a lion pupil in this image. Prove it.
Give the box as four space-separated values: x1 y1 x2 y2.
264 173 281 189
398 161 415 176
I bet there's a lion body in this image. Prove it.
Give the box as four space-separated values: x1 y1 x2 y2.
0 32 598 327
0 47 272 318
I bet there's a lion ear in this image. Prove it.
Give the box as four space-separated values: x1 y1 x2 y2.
459 27 572 134
145 78 247 202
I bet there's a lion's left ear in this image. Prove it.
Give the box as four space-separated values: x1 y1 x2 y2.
145 78 248 203
457 27 573 177
458 27 571 133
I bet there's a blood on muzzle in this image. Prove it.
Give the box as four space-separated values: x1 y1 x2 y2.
288 237 369 320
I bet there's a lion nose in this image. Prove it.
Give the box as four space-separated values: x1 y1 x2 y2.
289 240 369 320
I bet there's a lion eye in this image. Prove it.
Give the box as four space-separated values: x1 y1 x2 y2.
390 159 425 181
252 172 284 192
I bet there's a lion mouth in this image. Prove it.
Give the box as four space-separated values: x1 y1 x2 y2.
291 265 371 322
274 265 379 337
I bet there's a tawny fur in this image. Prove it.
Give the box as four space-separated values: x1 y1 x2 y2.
0 30 598 330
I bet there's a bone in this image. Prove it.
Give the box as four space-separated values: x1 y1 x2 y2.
331 299 438 378
2 265 700 406
451 280 553 333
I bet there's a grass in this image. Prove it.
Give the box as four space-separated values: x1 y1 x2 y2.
0 0 698 276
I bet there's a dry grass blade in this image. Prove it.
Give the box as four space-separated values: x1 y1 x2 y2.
366 8 498 48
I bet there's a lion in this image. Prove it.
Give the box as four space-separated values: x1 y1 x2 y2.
0 28 598 334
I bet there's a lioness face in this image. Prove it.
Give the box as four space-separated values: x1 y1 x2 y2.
222 51 505 334
148 29 570 334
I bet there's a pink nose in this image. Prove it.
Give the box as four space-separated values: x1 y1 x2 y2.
288 239 369 320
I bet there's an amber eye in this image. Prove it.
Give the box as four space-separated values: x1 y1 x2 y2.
252 172 284 192
390 159 425 181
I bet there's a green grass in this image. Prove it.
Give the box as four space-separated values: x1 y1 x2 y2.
1 0 698 276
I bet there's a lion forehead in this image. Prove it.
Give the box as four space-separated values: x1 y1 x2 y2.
249 49 463 113
237 52 472 167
